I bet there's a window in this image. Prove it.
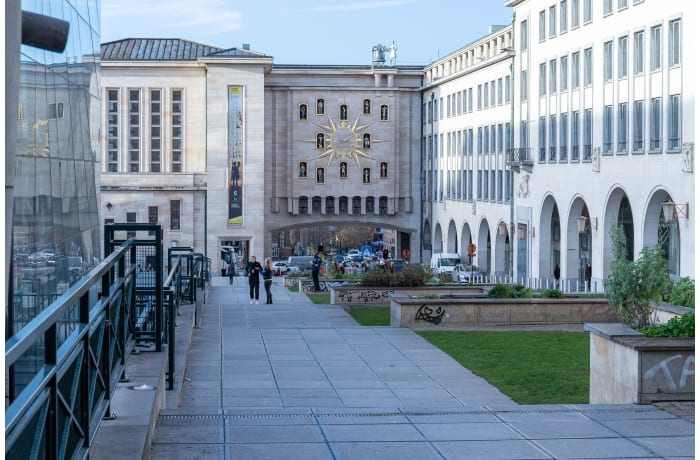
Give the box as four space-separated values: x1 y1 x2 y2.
126 212 136 239
477 127 483 154
618 102 628 152
539 10 546 41
505 76 511 102
549 115 557 161
550 59 557 93
484 83 489 109
618 0 627 8
539 62 547 96
572 0 580 27
491 125 496 153
171 89 183 172
484 127 490 154
560 55 568 91
584 48 592 86
170 200 181 230
549 5 557 37
439 97 444 118
618 36 628 78
560 0 568 33
477 85 482 110
520 120 529 149
498 78 503 104
128 89 140 172
520 70 528 101
669 19 681 66
299 103 308 120
668 94 681 150
539 117 547 162
603 41 613 81
48 102 64 119
560 112 568 160
634 30 644 75
490 80 496 106
477 171 482 200
107 89 119 172
318 98 326 114
468 87 473 112
604 0 612 15
632 98 648 152
583 0 592 23
583 108 592 160
520 19 528 51
483 169 489 200
572 51 580 88
490 170 496 200
603 105 613 153
498 124 504 152
148 205 158 236
572 110 580 160
150 89 161 172
650 25 661 71
650 97 661 151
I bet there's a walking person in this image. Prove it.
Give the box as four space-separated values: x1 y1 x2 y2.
554 263 561 289
262 257 274 304
227 262 235 285
246 256 263 304
311 248 322 292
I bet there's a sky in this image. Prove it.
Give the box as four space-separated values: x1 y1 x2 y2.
101 0 514 66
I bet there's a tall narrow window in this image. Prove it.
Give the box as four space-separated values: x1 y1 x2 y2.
603 105 613 153
505 76 511 102
498 78 503 104
539 116 547 162
560 55 568 91
650 97 661 152
572 51 580 88
520 19 528 51
572 0 580 28
549 5 556 37
483 83 489 109
150 89 161 172
170 200 181 230
618 35 628 78
126 212 137 239
604 41 613 81
634 30 644 75
148 205 158 236
668 94 681 150
539 62 547 97
520 71 528 101
572 110 580 160
583 0 592 23
560 112 568 161
468 87 473 112
650 25 661 71
632 98 648 152
520 121 529 149
550 59 557 93
477 85 482 110
604 0 612 15
549 115 557 161
584 48 592 86
618 102 628 152
583 108 592 160
107 89 119 172
128 89 140 172
669 19 681 66
560 0 568 33
618 0 627 8
490 80 496 106
171 89 183 172
539 10 546 41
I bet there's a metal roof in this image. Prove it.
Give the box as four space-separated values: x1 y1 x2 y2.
101 38 224 61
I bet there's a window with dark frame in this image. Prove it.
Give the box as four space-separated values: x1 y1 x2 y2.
170 200 181 230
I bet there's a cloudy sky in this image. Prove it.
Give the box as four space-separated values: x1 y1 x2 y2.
101 0 513 65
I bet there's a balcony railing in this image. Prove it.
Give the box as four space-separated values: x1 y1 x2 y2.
506 148 534 166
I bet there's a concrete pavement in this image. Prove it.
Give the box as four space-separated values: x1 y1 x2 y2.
148 276 694 459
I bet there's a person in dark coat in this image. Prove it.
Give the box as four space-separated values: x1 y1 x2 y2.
311 250 322 292
227 263 235 284
246 256 263 304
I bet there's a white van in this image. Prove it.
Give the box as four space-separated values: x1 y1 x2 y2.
430 253 461 275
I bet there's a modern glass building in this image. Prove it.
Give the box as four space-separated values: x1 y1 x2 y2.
7 0 102 336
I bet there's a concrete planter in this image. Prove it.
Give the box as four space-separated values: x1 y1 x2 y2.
585 323 694 404
330 284 485 306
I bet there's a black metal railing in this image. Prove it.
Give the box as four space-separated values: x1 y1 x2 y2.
5 243 137 460
506 148 534 165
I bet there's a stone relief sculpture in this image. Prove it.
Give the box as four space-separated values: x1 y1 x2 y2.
682 142 694 173
518 174 530 198
592 147 601 172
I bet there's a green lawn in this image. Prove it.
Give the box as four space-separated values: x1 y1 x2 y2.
348 306 589 404
306 293 330 304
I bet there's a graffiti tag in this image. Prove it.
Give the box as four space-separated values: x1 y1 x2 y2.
415 304 446 325
644 354 695 391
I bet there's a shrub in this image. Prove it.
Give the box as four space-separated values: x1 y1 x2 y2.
512 284 533 298
400 263 432 287
541 289 565 299
488 284 513 298
359 263 431 287
639 312 695 337
438 272 453 283
668 277 695 308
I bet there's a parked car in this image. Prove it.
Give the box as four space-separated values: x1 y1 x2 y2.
272 261 290 275
452 264 479 283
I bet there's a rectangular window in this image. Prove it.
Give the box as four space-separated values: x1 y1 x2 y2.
650 97 661 151
560 0 568 33
477 171 482 200
539 116 547 162
604 0 612 15
468 87 473 112
483 169 489 200
150 89 161 172
618 35 628 78
560 112 568 161
520 121 529 149
490 170 496 201
572 110 580 160
498 78 503 105
439 97 444 119
490 125 496 153
549 5 557 37
498 170 503 201
484 127 490 154
669 19 681 66
668 94 681 150
170 200 181 230
583 0 592 23
634 30 644 75
107 89 119 172
490 80 496 106
539 10 546 41
618 102 628 152
560 55 568 90
171 89 183 172
126 212 137 239
520 70 528 101
498 124 504 152
468 170 473 201
650 25 661 71
584 48 592 86
618 0 627 8
603 105 613 153
584 108 593 160
48 102 64 119
477 85 482 110
484 83 489 109
477 127 483 154
550 59 557 93
521 19 528 51
572 0 580 28
632 97 648 152
549 115 557 161
539 62 547 96
604 41 613 81
128 89 140 172
505 76 511 102
468 128 474 154
148 205 158 236
572 51 580 88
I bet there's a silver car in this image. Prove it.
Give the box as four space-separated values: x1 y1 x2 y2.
452 264 479 283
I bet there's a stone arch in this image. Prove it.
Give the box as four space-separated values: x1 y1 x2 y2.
567 196 593 290
603 187 634 278
460 222 473 264
538 194 560 282
494 219 510 277
422 220 432 251
477 218 491 274
643 188 681 277
433 222 444 253
446 220 458 253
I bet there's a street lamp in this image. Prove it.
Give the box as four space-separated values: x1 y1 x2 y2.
661 201 688 223
577 216 598 233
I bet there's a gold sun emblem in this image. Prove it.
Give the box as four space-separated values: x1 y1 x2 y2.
303 114 383 167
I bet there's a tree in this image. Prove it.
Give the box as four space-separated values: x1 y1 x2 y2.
605 225 672 328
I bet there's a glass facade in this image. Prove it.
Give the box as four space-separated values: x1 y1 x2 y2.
10 0 102 333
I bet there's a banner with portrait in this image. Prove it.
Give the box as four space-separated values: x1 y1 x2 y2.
228 86 243 224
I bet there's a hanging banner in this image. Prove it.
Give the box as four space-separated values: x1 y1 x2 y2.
228 86 243 224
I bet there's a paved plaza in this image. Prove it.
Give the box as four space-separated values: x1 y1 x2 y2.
149 276 694 459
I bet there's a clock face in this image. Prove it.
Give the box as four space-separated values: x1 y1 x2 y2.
330 124 360 156
303 113 381 167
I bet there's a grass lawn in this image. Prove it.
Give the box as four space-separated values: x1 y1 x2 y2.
306 293 330 304
348 306 589 404
287 286 299 292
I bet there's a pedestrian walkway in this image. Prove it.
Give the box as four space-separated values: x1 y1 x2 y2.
149 276 694 459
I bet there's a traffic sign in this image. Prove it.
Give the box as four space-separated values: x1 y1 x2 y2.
467 244 476 257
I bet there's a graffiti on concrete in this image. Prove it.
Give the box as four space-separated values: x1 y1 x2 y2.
415 304 446 325
301 281 330 292
335 289 393 304
644 354 695 391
